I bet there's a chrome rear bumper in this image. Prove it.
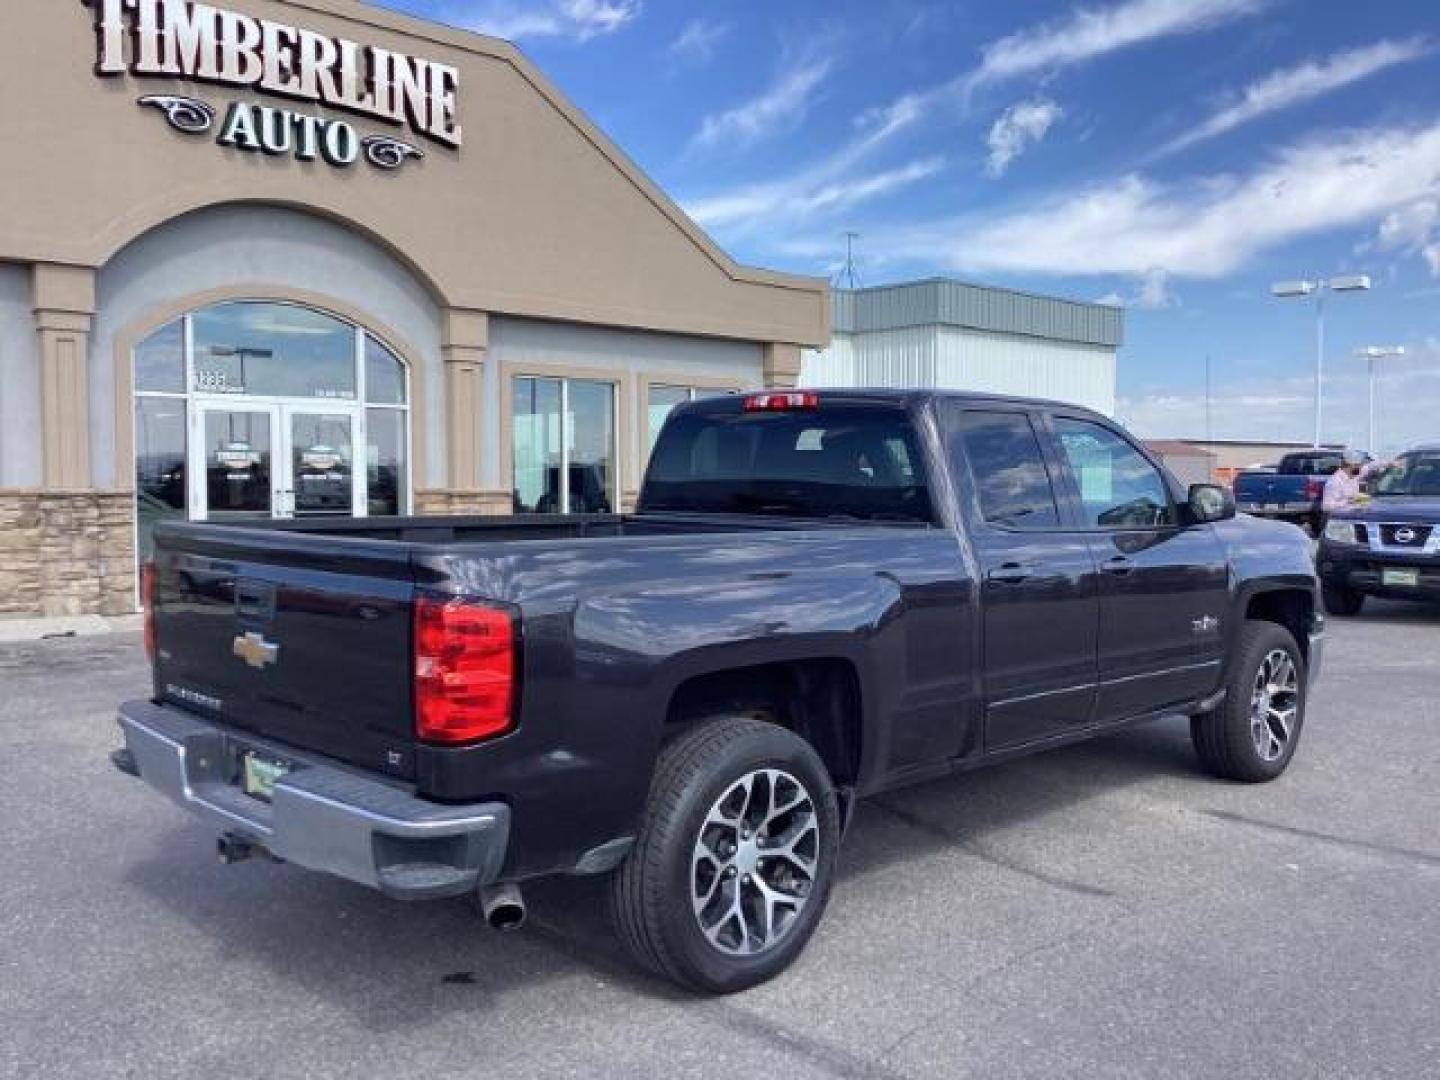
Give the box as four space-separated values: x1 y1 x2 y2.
115 700 509 900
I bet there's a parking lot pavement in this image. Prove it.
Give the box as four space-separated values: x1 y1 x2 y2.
2 604 1438 1080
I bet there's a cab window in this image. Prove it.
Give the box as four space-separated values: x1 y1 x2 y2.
948 410 1061 529
1054 418 1175 529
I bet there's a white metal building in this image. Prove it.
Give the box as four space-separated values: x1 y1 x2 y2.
802 279 1122 416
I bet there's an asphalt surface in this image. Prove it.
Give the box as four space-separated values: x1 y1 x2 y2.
3 604 1438 1080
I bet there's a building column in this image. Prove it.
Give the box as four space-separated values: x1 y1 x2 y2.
418 308 508 516
32 264 96 489
762 342 803 390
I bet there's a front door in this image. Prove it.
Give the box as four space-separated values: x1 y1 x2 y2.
191 403 362 521
1047 414 1230 721
941 404 1101 751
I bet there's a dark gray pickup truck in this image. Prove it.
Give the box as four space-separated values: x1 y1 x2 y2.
115 390 1323 992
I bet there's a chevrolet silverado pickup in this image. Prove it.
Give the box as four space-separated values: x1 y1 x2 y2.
114 390 1324 993
1318 444 1440 615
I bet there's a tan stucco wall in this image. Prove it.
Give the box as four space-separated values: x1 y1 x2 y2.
0 0 827 347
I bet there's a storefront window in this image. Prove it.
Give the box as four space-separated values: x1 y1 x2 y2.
134 396 187 562
192 302 356 400
365 336 407 405
648 385 692 451
512 376 615 514
134 319 185 393
366 409 408 516
512 377 563 513
132 302 411 584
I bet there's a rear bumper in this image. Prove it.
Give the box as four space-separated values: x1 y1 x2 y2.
114 700 510 900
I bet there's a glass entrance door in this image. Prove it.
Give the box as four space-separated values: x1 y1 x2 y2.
285 410 360 518
191 403 362 521
192 405 277 521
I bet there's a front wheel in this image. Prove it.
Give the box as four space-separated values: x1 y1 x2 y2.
1191 620 1307 782
611 716 840 994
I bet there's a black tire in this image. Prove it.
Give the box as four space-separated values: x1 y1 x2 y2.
1191 620 1307 783
1322 583 1365 616
611 716 841 994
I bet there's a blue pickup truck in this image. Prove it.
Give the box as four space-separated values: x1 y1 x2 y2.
1233 450 1348 534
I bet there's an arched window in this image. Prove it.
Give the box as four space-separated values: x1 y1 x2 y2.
133 301 410 562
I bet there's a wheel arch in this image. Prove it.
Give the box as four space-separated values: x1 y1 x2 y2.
662 657 866 791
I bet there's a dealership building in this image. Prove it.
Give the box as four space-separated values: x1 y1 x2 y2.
0 0 828 617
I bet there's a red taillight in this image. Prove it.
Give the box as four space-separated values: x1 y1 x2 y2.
743 391 819 412
1304 477 1324 499
414 597 516 744
141 561 157 662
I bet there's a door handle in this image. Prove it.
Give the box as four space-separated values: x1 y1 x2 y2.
987 562 1035 584
1101 555 1135 576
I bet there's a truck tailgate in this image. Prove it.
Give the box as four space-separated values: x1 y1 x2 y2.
150 525 420 781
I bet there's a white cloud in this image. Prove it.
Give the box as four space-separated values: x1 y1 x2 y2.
876 119 1440 279
1372 198 1440 277
1097 267 1177 309
688 158 944 231
667 18 729 64
1157 38 1430 157
692 54 834 149
460 0 640 42
986 98 1063 176
969 0 1266 90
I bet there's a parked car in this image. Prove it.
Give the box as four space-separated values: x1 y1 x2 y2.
1233 450 1354 534
1317 444 1440 615
113 390 1323 993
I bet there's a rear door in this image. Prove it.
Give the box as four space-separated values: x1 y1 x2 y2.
150 524 420 780
940 404 1100 751
1044 414 1230 721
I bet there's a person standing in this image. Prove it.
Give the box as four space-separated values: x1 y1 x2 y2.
1321 451 1387 529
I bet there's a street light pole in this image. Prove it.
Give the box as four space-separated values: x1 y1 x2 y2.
1271 275 1371 448
1354 345 1405 453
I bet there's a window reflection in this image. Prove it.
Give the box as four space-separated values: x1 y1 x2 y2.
134 398 186 561
512 377 563 513
192 303 356 400
367 409 407 516
135 320 185 394
291 413 354 516
203 411 272 517
365 337 406 405
648 385 691 452
512 377 615 514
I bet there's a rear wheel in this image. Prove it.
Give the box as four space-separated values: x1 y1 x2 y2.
1191 620 1306 783
611 716 840 994
1322 583 1365 616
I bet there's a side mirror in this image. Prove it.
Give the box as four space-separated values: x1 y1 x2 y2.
1188 483 1235 524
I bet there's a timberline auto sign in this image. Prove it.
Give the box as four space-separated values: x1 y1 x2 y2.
82 0 462 171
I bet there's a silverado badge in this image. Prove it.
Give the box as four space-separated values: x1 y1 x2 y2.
233 631 279 670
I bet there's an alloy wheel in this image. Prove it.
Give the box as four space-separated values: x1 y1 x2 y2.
690 768 820 956
1250 648 1299 762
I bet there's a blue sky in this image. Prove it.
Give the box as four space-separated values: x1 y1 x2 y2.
377 0 1440 451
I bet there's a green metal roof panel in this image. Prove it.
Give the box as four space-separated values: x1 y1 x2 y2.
832 278 1124 347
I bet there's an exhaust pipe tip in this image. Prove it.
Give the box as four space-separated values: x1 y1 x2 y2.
479 883 527 932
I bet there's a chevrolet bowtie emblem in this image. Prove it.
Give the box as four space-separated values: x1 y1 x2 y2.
233 631 279 670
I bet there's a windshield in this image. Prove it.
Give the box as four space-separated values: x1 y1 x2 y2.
640 403 935 523
1372 452 1440 497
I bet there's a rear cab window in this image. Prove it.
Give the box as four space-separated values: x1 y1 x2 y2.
945 409 1062 529
640 398 934 523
